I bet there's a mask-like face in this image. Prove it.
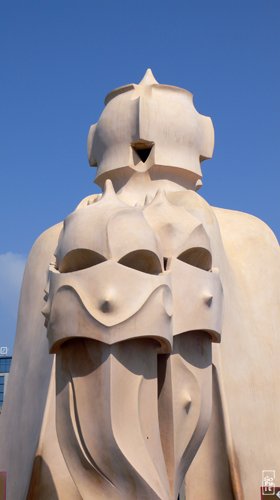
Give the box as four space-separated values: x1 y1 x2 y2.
87 70 214 189
143 189 223 340
44 185 173 354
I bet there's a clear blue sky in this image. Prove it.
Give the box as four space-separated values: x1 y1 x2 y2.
0 0 279 353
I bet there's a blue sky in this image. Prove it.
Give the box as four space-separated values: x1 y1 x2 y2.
0 0 279 353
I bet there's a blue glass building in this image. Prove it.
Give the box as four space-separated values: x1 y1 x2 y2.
0 356 12 411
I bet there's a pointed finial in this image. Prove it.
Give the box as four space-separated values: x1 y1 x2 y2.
101 178 129 208
139 68 158 86
102 178 116 198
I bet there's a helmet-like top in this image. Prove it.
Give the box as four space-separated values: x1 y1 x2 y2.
88 69 214 190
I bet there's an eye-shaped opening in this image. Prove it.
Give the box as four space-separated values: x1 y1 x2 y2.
59 249 106 273
131 141 154 163
177 247 212 271
119 250 162 275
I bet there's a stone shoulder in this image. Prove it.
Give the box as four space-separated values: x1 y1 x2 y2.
212 206 279 250
26 222 63 265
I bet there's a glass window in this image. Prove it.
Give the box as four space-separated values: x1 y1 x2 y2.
0 357 12 373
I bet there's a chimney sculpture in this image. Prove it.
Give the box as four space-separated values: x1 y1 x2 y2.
0 70 279 500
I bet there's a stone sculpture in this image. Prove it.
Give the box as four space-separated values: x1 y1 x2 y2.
0 70 279 500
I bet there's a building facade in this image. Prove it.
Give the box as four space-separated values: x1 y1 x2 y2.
0 356 12 412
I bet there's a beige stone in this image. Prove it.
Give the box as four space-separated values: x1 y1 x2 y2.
0 70 279 500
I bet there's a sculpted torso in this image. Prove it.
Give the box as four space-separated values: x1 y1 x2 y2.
0 70 279 500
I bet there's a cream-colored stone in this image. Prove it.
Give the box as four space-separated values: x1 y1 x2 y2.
185 209 280 499
88 68 214 191
0 70 279 500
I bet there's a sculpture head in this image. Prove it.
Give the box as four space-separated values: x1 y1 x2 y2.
88 69 214 191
